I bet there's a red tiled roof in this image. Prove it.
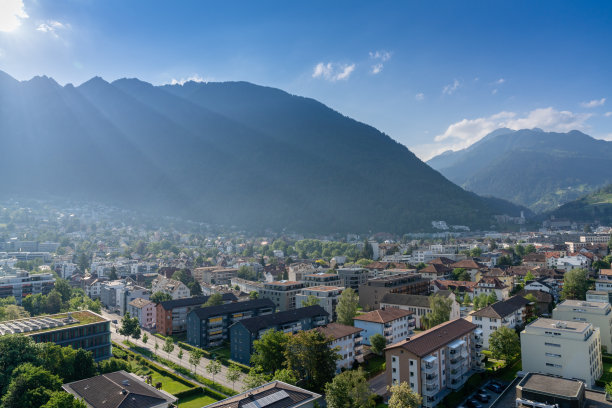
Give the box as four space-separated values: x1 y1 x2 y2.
354 308 413 324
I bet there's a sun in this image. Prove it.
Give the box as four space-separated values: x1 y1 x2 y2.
0 0 29 33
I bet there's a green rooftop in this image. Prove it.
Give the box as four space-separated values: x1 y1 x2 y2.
0 310 108 336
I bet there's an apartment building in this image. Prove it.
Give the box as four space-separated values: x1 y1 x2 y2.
586 290 612 304
258 281 304 312
380 292 460 329
470 295 530 349
358 273 429 311
312 323 363 372
354 308 415 345
287 263 319 282
385 318 484 408
296 286 343 321
553 299 612 353
230 277 264 294
520 318 602 387
196 267 238 285
156 293 237 335
474 277 510 300
302 272 342 287
186 298 275 348
206 381 322 408
127 298 156 329
418 264 453 281
515 373 609 408
151 275 190 300
230 305 329 365
595 269 612 294
0 270 55 304
336 268 370 292
99 281 150 315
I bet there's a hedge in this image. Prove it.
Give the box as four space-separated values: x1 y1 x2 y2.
154 333 167 341
603 354 612 364
227 360 250 373
178 341 212 358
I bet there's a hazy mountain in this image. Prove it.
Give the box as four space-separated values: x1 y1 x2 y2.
427 128 612 212
0 71 523 233
547 184 612 224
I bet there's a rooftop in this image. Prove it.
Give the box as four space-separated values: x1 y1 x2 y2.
0 310 107 336
557 299 610 310
237 305 328 334
518 373 583 399
304 273 338 278
472 296 529 319
313 323 362 340
128 298 153 308
302 285 344 292
354 308 413 324
190 298 275 320
205 380 321 408
527 318 590 333
158 293 237 309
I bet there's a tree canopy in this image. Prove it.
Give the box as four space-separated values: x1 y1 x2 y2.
336 288 359 326
489 326 520 361
325 368 374 408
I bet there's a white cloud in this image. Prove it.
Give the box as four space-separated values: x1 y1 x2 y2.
599 133 612 141
369 50 392 74
36 20 68 37
581 98 606 108
415 93 424 101
605 112 612 117
0 0 28 32
312 62 355 81
169 74 211 85
495 78 505 85
371 63 383 74
442 79 461 95
492 89 498 95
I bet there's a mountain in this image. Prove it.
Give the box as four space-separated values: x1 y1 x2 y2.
0 71 523 233
547 184 612 224
427 128 612 212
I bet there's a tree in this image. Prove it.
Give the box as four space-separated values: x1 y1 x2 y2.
337 288 359 325
76 253 90 272
188 349 202 372
187 281 202 296
108 266 118 281
421 295 452 329
562 268 589 300
514 245 526 258
487 292 498 305
470 247 483 257
142 333 149 344
416 262 427 270
387 382 422 408
452 268 470 281
249 291 259 300
0 335 41 394
1 363 62 408
285 330 339 392
203 293 224 307
119 312 139 340
150 292 173 304
489 326 520 361
243 367 270 390
226 364 242 391
177 349 183 361
325 368 374 408
54 279 72 303
45 291 62 314
463 293 471 306
251 329 289 374
525 244 536 254
154 342 159 356
206 359 222 384
362 240 374 259
302 295 321 307
370 333 386 355
524 271 536 282
42 392 87 408
162 337 175 358
272 368 298 385
524 293 537 303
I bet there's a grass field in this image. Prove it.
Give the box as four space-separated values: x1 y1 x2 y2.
178 394 219 408
602 361 612 383
362 355 386 378
149 369 192 394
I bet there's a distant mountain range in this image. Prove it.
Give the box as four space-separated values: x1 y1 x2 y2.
548 184 612 224
0 71 525 233
427 128 612 212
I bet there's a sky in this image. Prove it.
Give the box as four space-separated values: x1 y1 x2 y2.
1 0 612 160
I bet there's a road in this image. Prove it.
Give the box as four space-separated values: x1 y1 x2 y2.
369 372 388 396
101 309 246 392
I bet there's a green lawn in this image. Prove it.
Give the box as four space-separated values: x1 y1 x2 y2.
602 361 612 383
209 344 231 360
150 369 192 394
362 355 386 377
178 394 219 408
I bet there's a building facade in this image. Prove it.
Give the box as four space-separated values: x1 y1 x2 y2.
354 308 415 345
258 281 305 312
380 291 460 329
553 299 612 353
313 323 363 372
469 295 530 349
0 270 55 305
151 275 190 299
302 272 342 287
336 268 370 292
127 298 156 329
156 293 237 335
295 286 343 321
358 273 429 311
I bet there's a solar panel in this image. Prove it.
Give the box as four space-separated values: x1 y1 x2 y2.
242 390 290 408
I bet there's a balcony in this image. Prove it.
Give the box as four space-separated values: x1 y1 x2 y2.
422 384 439 397
449 356 465 366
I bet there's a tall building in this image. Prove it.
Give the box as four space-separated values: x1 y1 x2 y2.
296 286 343 321
302 273 342 287
552 299 612 353
258 281 304 312
358 273 429 311
312 323 363 372
336 268 370 292
520 318 602 387
0 270 55 305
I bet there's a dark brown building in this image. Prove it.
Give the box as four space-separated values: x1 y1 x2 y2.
358 273 429 311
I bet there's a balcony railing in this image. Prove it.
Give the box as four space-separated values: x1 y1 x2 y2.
449 356 465 365
422 363 437 372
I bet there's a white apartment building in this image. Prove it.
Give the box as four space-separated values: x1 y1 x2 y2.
287 263 319 282
580 234 610 244
296 286 343 321
474 277 510 300
151 275 190 300
595 269 612 293
553 299 612 353
302 273 342 287
380 292 460 329
258 281 304 312
313 323 363 372
354 308 414 345
520 318 602 387
470 295 530 349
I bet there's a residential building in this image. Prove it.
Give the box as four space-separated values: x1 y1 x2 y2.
587 290 612 304
313 323 364 372
469 295 530 349
336 267 370 292
520 318 602 387
0 270 55 305
230 277 264 294
287 263 319 282
156 293 237 335
419 264 453 281
580 234 611 244
525 278 560 302
354 307 414 345
100 280 150 315
296 286 343 321
127 298 155 329
186 298 275 348
205 381 322 408
515 372 609 408
196 267 238 285
258 281 304 312
230 305 329 365
595 269 612 295
474 277 510 300
517 289 554 316
522 253 547 268
0 310 112 361
385 318 484 407
63 370 177 408
432 280 477 299
302 272 342 287
379 291 460 329
358 273 429 311
151 275 190 299
553 299 612 352
450 259 483 281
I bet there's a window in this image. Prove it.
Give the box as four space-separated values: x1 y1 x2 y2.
410 360 413 366
545 363 562 368
545 353 561 358
545 342 561 347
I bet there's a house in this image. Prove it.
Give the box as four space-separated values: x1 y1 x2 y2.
195 267 238 285
595 269 612 294
295 286 343 321
474 277 509 300
205 381 322 408
127 298 156 329
450 259 483 281
186 298 275 348
358 273 430 311
419 264 453 281
520 318 603 387
525 277 560 302
469 295 530 348
62 370 177 408
287 263 319 281
385 318 484 407
516 289 553 316
155 293 237 335
230 305 329 365
427 257 456 267
431 280 478 299
477 268 515 289
354 308 414 345
379 291 460 329
151 275 190 300
522 253 547 268
553 299 612 352
312 323 364 372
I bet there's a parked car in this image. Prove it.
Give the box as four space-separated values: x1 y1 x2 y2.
487 383 503 393
475 392 490 403
466 399 483 408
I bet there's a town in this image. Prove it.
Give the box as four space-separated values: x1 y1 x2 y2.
0 201 611 407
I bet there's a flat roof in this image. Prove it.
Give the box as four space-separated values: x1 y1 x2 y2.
557 299 610 310
518 373 583 399
528 318 590 332
0 310 108 336
302 285 344 292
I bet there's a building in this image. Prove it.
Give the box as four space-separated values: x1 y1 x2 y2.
432 280 477 299
522 253 547 268
525 278 560 302
99 280 150 315
302 272 342 287
595 269 612 295
296 286 343 321
380 292 460 329
520 318 603 387
151 275 190 299
385 318 484 407
358 273 429 311
63 370 177 408
196 267 238 285
186 298 275 348
127 298 155 329
517 289 554 316
156 293 237 336
515 372 609 408
0 270 55 304
580 234 611 244
418 264 453 281
0 310 111 361
230 305 329 365
553 299 612 353
450 259 483 281
469 295 530 349
258 281 304 312
354 307 414 345
230 277 264 294
336 267 370 292
287 263 319 282
474 277 510 301
313 323 363 372
205 381 322 408
587 290 612 304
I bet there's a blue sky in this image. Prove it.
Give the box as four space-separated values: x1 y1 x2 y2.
1 0 612 159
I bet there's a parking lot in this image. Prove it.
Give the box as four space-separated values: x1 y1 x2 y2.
458 379 508 408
